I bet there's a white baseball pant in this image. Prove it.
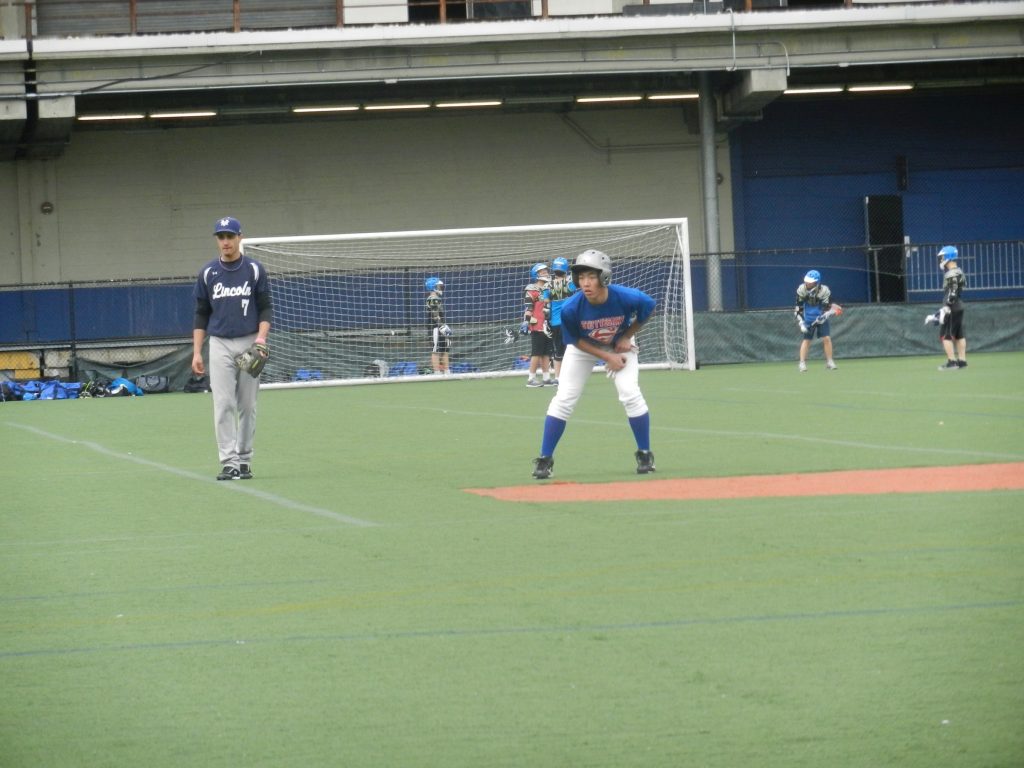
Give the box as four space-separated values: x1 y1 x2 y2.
546 343 648 421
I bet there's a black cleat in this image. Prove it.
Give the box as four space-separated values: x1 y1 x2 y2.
239 463 253 480
217 466 240 481
956 360 968 369
938 360 960 371
533 455 554 480
635 450 656 474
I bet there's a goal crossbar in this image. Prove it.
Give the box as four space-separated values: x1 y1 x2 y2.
244 218 689 247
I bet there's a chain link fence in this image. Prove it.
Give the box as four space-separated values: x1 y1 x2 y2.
3 235 1023 386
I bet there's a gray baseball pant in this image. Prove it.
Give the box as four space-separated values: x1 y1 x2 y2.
208 334 260 468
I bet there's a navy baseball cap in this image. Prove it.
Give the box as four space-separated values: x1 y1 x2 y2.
214 216 241 235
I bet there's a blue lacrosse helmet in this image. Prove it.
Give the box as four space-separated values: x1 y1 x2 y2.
804 269 821 284
530 262 549 281
552 257 570 274
424 276 444 292
938 245 958 265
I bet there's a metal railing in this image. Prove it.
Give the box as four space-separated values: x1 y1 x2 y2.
904 240 1024 295
3 0 787 36
5 0 552 35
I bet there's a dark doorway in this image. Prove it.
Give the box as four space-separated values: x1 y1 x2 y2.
864 195 906 302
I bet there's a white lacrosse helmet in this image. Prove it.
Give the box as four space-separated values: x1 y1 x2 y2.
571 249 612 286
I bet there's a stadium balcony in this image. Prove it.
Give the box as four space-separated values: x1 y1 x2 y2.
1 0 1021 35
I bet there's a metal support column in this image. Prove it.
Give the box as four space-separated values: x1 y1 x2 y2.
698 72 723 311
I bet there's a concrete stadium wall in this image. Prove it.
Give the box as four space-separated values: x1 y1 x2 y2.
0 107 729 284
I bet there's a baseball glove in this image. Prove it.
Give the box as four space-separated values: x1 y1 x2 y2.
235 341 269 378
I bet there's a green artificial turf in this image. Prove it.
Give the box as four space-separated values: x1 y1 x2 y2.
1 353 1021 767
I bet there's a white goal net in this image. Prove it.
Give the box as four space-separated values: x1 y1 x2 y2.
243 218 694 387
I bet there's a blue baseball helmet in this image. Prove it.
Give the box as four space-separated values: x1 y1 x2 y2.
804 269 821 284
938 245 958 265
530 262 549 281
552 257 570 274
425 277 444 292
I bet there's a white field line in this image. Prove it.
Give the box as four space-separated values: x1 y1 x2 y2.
725 386 1024 403
5 423 377 527
379 404 1024 462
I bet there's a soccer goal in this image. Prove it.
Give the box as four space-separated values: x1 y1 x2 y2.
243 218 694 388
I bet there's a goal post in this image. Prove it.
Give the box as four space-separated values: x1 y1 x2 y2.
243 218 695 388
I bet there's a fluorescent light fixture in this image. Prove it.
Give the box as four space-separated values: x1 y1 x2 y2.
576 95 643 104
76 113 145 122
847 84 914 92
783 87 843 95
647 92 699 101
292 105 360 114
504 95 572 105
220 105 290 116
436 100 503 109
149 110 217 119
363 102 431 111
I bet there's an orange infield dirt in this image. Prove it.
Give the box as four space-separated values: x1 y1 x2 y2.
467 462 1024 503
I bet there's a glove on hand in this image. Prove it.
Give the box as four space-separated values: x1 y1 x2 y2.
939 306 950 322
924 312 940 326
439 324 452 337
799 322 808 334
812 315 827 327
519 322 529 336
503 328 516 344
236 341 269 378
542 322 553 339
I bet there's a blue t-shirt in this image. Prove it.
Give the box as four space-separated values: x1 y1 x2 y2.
193 256 271 339
560 284 656 350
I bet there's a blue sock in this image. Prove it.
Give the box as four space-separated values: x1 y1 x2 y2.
628 412 650 451
540 416 567 457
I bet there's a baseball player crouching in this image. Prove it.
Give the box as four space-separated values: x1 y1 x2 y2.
532 249 656 480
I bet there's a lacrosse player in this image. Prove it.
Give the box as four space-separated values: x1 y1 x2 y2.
794 269 841 372
425 277 451 375
547 256 577 385
192 216 272 480
531 249 656 480
524 262 554 387
928 246 968 370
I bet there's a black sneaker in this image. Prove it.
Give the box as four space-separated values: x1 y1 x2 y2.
635 450 656 474
217 466 240 481
938 360 960 371
956 360 968 369
239 463 253 480
533 455 554 480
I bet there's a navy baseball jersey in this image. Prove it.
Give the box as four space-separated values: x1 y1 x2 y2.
193 256 270 339
560 284 656 350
